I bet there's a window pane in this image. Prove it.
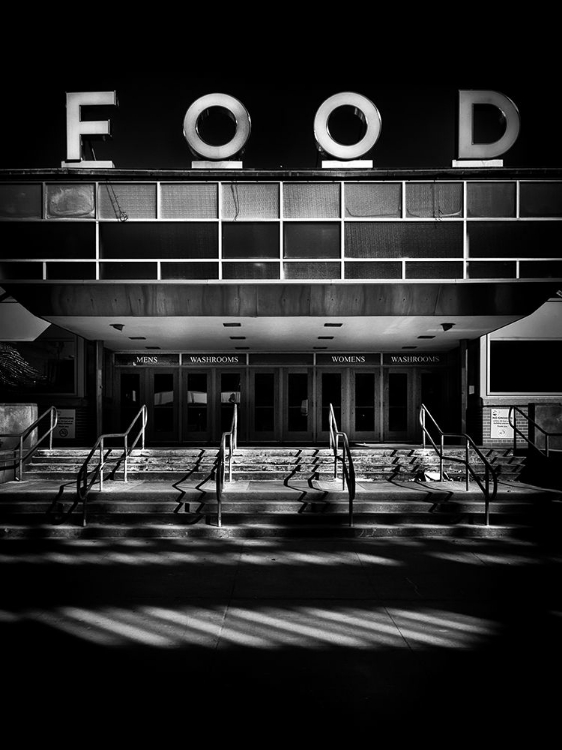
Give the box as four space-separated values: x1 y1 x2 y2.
160 183 218 218
99 184 157 219
284 262 340 279
222 262 279 279
46 184 95 218
284 183 340 218
284 223 340 258
0 184 42 218
346 223 463 258
520 182 562 217
406 183 462 218
467 182 515 217
222 183 279 219
345 183 401 217
490 341 562 392
100 223 218 259
222 223 279 259
186 373 208 432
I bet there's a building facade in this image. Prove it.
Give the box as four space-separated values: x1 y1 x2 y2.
1 90 561 448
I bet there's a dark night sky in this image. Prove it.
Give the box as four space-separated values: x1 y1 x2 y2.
0 40 559 172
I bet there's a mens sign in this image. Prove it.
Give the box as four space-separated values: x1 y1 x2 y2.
62 89 521 169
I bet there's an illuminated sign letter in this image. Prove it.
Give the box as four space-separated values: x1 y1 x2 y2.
457 90 521 160
314 92 382 160
63 91 117 168
183 93 251 161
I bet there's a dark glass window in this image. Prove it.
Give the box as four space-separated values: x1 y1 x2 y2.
520 182 562 217
469 222 562 258
0 262 43 280
355 373 375 432
99 263 157 279
490 341 562 392
100 223 218 259
0 184 42 218
284 223 340 258
284 262 340 279
467 183 515 217
0 222 96 259
406 261 464 279
345 261 401 279
222 223 279 259
468 261 516 279
47 263 96 280
346 223 463 258
222 262 279 279
161 262 219 280
388 373 408 431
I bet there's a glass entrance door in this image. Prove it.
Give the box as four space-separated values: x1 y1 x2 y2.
183 369 211 443
350 370 379 441
383 369 413 442
283 369 313 442
218 370 244 441
148 369 179 443
250 369 278 441
317 370 344 441
118 370 144 433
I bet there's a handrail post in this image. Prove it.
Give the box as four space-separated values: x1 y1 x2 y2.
99 442 104 491
49 408 54 450
465 441 469 491
124 435 128 483
18 435 23 481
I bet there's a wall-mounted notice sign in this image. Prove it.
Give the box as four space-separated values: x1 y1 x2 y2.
490 407 514 439
55 409 76 439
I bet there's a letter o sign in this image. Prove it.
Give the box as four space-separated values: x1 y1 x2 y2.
314 92 382 160
183 93 251 160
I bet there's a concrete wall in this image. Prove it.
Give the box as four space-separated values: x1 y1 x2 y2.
0 403 38 483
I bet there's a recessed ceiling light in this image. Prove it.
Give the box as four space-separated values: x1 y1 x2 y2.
230 336 246 340
324 323 343 327
314 346 328 350
402 346 417 349
110 323 124 331
129 336 146 340
223 322 242 327
417 335 435 339
235 346 249 350
318 336 334 340
145 346 161 350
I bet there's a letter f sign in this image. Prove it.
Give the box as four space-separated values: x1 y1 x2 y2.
64 91 117 166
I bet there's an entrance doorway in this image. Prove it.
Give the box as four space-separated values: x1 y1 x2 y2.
248 368 313 442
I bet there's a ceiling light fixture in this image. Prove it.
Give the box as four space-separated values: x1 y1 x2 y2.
324 323 343 327
110 323 124 331
223 322 242 327
441 323 455 331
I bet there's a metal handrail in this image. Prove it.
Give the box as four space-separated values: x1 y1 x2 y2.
0 406 58 481
508 405 562 458
215 403 238 528
328 403 356 526
419 403 497 525
77 404 147 526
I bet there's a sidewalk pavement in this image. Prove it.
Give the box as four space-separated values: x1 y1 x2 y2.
1 531 560 743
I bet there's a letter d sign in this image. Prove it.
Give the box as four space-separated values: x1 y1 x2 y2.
457 90 521 161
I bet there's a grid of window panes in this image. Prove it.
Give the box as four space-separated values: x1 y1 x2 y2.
0 179 561 282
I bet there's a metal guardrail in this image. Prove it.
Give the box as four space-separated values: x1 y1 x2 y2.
77 405 147 526
328 403 356 526
419 403 497 525
509 405 562 458
215 403 238 528
0 406 58 481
